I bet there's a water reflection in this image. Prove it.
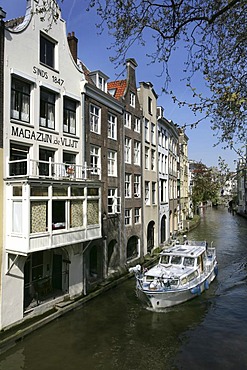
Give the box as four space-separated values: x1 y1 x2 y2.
0 207 247 370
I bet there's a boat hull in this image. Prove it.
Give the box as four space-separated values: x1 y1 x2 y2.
137 265 217 310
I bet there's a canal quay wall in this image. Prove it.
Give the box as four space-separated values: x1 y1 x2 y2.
0 217 201 355
0 254 159 355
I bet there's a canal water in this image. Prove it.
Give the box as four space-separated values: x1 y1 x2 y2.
0 207 247 370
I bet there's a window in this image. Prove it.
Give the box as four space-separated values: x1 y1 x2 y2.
63 98 76 134
39 148 54 176
90 105 100 134
124 112 131 128
40 34 55 68
134 117 140 132
148 96 152 114
125 209 131 225
11 77 30 122
151 123 155 145
151 149 156 171
152 182 156 204
108 188 119 214
145 147 149 169
130 92 135 107
90 145 100 174
124 137 131 164
145 181 150 204
40 88 55 129
125 173 131 198
134 175 141 197
98 75 105 91
134 208 141 224
108 113 117 139
10 143 29 176
63 152 76 176
12 201 22 233
108 150 117 176
145 119 149 142
134 141 141 165
158 130 162 146
52 200 66 230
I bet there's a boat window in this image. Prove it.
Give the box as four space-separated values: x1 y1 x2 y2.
146 276 155 282
171 256 182 265
170 279 178 286
181 277 187 285
183 257 195 267
160 255 170 264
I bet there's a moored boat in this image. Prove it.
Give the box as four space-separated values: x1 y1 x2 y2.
129 240 218 310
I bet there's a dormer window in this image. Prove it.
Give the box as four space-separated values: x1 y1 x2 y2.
89 71 109 92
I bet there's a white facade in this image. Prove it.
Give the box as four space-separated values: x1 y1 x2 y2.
1 0 101 330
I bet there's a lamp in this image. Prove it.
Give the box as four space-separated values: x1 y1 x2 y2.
0 7 6 20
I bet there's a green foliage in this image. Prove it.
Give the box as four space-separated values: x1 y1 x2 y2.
191 162 222 206
88 0 247 149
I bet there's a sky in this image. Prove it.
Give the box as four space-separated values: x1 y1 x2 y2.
1 0 241 171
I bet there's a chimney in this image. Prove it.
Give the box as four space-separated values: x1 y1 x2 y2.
126 58 138 89
67 31 78 63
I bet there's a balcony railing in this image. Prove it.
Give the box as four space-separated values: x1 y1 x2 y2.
8 156 101 181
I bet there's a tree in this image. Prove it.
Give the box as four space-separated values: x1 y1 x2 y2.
190 162 221 208
87 0 247 150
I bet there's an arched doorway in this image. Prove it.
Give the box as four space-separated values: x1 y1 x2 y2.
147 221 155 253
160 215 167 243
127 236 139 260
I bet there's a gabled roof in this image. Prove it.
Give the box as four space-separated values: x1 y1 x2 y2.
107 80 127 100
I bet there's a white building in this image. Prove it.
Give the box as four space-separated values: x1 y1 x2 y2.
0 0 102 330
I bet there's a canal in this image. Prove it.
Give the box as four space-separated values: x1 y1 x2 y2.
0 207 247 370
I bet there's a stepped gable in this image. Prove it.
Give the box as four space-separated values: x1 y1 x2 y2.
107 80 127 100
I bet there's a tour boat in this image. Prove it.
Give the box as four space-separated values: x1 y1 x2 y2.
129 240 218 310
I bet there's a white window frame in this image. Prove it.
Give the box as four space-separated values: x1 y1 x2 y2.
134 175 141 197
125 137 131 164
90 145 100 174
145 147 149 170
124 112 131 128
108 150 117 176
108 113 117 140
152 182 156 204
130 92 136 107
108 188 120 214
145 181 150 205
151 123 155 145
134 207 141 224
134 117 140 133
151 149 155 171
145 119 149 142
90 104 101 134
125 209 131 225
134 140 141 165
125 173 131 198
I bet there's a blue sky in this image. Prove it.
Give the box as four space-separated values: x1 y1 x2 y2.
1 0 240 170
